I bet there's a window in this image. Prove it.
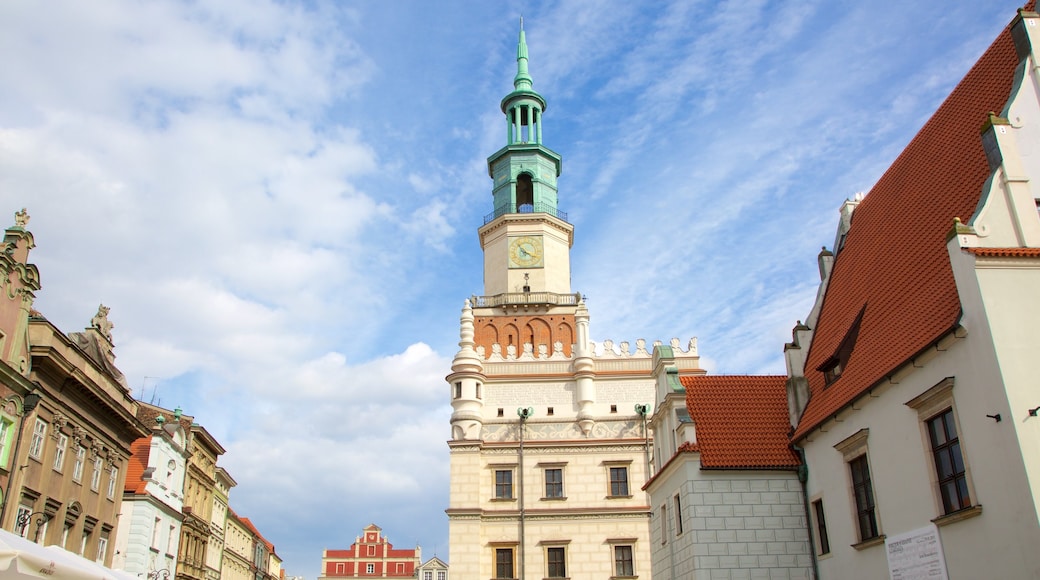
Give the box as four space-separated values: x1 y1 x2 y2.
547 406 554 416
609 466 629 497
366 563 374 574
453 382 461 399
107 466 118 499
367 545 375 556
819 307 863 386
96 535 108 563
437 571 445 580
850 455 879 541
335 563 345 574
660 504 668 544
0 418 12 468
812 499 830 555
476 383 481 399
91 457 103 491
423 571 432 580
167 525 176 554
674 494 684 535
396 563 404 574
73 446 85 482
547 546 566 578
494 547 514 579
53 434 68 471
80 530 89 556
495 469 513 499
151 518 160 548
15 504 32 538
544 468 563 498
928 409 970 514
614 545 634 577
28 418 46 459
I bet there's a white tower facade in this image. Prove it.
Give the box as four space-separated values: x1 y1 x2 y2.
446 24 705 579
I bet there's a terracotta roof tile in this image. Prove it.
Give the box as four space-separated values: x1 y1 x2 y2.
966 247 1040 257
682 375 800 469
125 436 151 495
792 3 1032 441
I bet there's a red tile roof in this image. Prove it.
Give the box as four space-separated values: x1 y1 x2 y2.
125 436 152 494
966 247 1040 258
682 375 800 469
792 4 1031 441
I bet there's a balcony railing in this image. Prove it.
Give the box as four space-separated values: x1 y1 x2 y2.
483 202 569 225
472 291 581 308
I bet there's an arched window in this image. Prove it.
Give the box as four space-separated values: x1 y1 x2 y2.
516 173 534 211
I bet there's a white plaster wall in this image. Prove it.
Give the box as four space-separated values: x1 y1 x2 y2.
649 457 810 580
802 334 1040 580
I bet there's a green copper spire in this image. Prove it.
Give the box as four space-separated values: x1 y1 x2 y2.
514 18 533 92
486 21 564 223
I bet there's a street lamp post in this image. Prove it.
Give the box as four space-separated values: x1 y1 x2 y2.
15 511 49 543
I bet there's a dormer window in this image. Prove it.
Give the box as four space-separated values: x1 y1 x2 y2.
818 306 864 387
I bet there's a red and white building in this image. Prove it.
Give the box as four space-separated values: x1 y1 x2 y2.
319 524 420 579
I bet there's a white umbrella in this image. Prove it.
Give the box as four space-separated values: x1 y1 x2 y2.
0 527 137 580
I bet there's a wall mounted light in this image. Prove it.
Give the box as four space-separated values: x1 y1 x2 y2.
1029 406 1040 417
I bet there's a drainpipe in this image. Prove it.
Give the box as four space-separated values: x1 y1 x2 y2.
517 407 533 579
635 404 652 479
793 444 820 580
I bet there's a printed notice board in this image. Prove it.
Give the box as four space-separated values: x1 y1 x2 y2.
885 524 949 580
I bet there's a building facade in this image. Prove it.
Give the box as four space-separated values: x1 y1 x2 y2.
416 556 448 580
113 413 189 576
319 523 420 578
786 5 1040 579
645 367 811 579
178 424 225 580
223 509 255 580
445 26 706 579
210 466 236 580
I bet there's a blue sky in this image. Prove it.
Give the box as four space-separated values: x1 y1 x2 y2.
0 1 1027 578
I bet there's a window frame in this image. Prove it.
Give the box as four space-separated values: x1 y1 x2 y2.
492 545 515 579
543 466 564 499
493 467 515 500
53 433 68 472
607 465 630 498
28 418 46 460
905 377 980 524
72 446 85 482
607 539 637 578
366 563 374 574
673 493 684 535
90 456 103 491
834 428 883 546
811 498 830 556
545 545 567 578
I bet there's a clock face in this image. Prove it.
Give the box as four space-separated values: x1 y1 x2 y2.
509 235 543 268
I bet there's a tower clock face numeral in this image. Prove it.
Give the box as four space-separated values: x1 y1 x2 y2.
509 235 543 268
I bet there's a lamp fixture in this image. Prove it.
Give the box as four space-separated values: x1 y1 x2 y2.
1029 406 1040 417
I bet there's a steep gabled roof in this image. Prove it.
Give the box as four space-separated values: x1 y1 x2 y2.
683 375 800 469
124 436 152 494
793 4 1031 441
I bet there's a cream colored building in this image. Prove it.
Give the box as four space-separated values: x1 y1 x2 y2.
787 7 1040 579
222 509 254 580
446 26 704 579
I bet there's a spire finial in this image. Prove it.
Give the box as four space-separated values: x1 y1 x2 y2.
515 19 532 90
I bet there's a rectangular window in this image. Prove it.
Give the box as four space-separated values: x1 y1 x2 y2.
544 468 563 498
53 434 68 471
73 446 85 482
850 455 879 541
494 547 514 579
546 546 566 578
453 382 461 399
151 518 160 548
91 457 103 491
107 465 118 498
28 418 46 459
423 572 432 580
674 494 684 535
367 545 375 556
614 545 634 576
396 563 404 574
609 466 629 496
437 572 445 580
495 469 513 499
96 535 108 563
0 418 12 467
15 504 32 538
812 499 830 555
167 525 176 554
80 530 89 556
335 563 345 574
928 409 970 514
366 563 374 574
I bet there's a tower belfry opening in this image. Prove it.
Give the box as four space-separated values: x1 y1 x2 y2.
516 173 533 210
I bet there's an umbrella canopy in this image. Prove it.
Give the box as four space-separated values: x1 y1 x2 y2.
0 527 139 580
